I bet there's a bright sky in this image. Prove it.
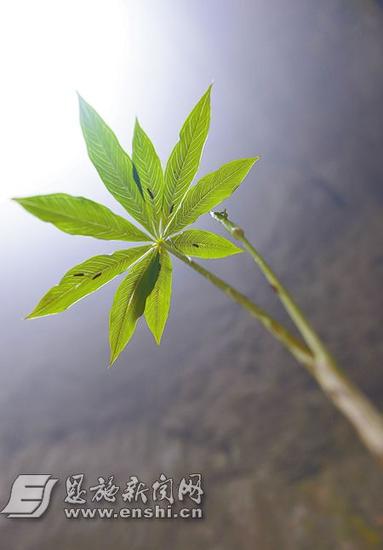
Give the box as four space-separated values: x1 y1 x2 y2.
0 0 132 202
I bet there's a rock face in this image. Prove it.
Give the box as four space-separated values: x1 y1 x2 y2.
1 0 383 548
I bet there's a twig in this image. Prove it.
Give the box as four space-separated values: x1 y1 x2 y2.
164 242 314 367
212 210 383 466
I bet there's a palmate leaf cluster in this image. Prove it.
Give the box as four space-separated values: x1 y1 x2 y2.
15 87 259 364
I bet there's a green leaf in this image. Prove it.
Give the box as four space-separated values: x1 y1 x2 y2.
78 95 152 233
109 251 160 364
14 194 150 242
166 157 259 236
132 119 164 231
145 248 172 344
170 229 242 258
27 246 152 318
163 86 212 225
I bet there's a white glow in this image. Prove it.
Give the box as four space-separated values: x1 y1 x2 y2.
0 0 130 202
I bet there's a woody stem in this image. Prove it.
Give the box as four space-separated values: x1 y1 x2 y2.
211 210 383 466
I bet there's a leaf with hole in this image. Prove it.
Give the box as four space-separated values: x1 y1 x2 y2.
170 229 242 258
132 119 164 232
79 95 153 234
27 246 152 318
166 158 259 236
17 87 259 363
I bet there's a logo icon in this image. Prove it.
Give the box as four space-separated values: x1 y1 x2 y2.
1 474 58 518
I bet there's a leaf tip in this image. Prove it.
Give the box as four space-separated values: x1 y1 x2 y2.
205 83 213 99
77 91 84 107
109 340 125 366
77 90 86 103
77 93 90 117
153 333 162 346
243 156 261 173
25 312 36 320
109 352 119 367
25 306 47 319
